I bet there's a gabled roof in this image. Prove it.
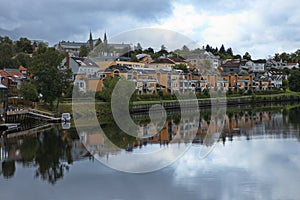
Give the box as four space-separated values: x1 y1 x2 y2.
0 70 11 78
104 65 130 73
71 57 98 68
221 61 241 68
9 71 25 79
168 57 187 63
151 58 175 64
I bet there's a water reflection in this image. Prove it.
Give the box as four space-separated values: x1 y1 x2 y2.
0 126 88 184
82 107 300 156
0 105 300 182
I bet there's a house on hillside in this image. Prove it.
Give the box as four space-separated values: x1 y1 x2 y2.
265 70 287 88
147 57 188 71
220 60 241 74
186 51 219 72
0 70 18 96
62 55 100 81
127 68 158 95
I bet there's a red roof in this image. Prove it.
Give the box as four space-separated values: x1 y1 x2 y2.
287 62 298 65
9 71 24 78
19 65 28 71
0 70 11 78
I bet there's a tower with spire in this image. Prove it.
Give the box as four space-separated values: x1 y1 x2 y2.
103 32 108 45
89 30 93 50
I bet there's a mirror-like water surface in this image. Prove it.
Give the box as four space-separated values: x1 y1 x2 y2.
0 105 300 200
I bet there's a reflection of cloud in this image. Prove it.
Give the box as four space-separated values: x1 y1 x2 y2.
173 138 300 199
95 143 192 173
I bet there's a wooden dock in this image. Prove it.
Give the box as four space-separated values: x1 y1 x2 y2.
5 109 61 123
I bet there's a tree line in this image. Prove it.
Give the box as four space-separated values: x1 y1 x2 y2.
0 36 72 110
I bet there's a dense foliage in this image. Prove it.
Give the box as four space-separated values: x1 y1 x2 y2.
288 70 300 92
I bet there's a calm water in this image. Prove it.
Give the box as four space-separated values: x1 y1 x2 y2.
0 105 300 200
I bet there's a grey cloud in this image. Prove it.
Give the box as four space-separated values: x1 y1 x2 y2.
176 0 251 14
0 0 173 44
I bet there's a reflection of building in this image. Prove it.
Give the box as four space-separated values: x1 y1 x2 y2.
130 109 289 148
0 83 7 115
133 118 199 147
79 130 120 157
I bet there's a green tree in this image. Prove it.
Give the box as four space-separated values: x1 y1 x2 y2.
181 45 190 52
173 63 189 73
15 37 33 53
233 54 242 60
30 48 68 109
19 81 38 102
205 44 211 52
243 52 252 61
288 70 300 92
280 52 289 62
282 78 289 91
134 43 143 51
0 40 15 68
15 52 31 68
98 76 120 102
219 44 226 55
274 53 281 61
79 45 90 57
226 47 233 56
160 44 167 51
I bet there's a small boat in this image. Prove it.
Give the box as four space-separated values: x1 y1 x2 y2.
61 113 71 122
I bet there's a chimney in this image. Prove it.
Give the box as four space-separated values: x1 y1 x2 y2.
66 53 70 69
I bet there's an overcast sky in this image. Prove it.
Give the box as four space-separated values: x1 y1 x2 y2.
1 0 300 59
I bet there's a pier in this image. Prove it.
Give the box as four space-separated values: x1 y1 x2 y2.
5 109 61 123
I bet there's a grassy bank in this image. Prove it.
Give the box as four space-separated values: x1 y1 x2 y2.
45 92 300 115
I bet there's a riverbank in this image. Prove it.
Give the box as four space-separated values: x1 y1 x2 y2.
56 92 300 115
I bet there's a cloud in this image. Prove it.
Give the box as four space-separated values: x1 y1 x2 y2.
156 0 300 59
1 0 300 58
109 27 197 51
0 0 173 44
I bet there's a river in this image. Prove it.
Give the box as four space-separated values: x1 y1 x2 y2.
0 104 300 200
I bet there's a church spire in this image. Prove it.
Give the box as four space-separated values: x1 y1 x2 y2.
89 30 93 41
89 29 93 50
104 32 107 44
